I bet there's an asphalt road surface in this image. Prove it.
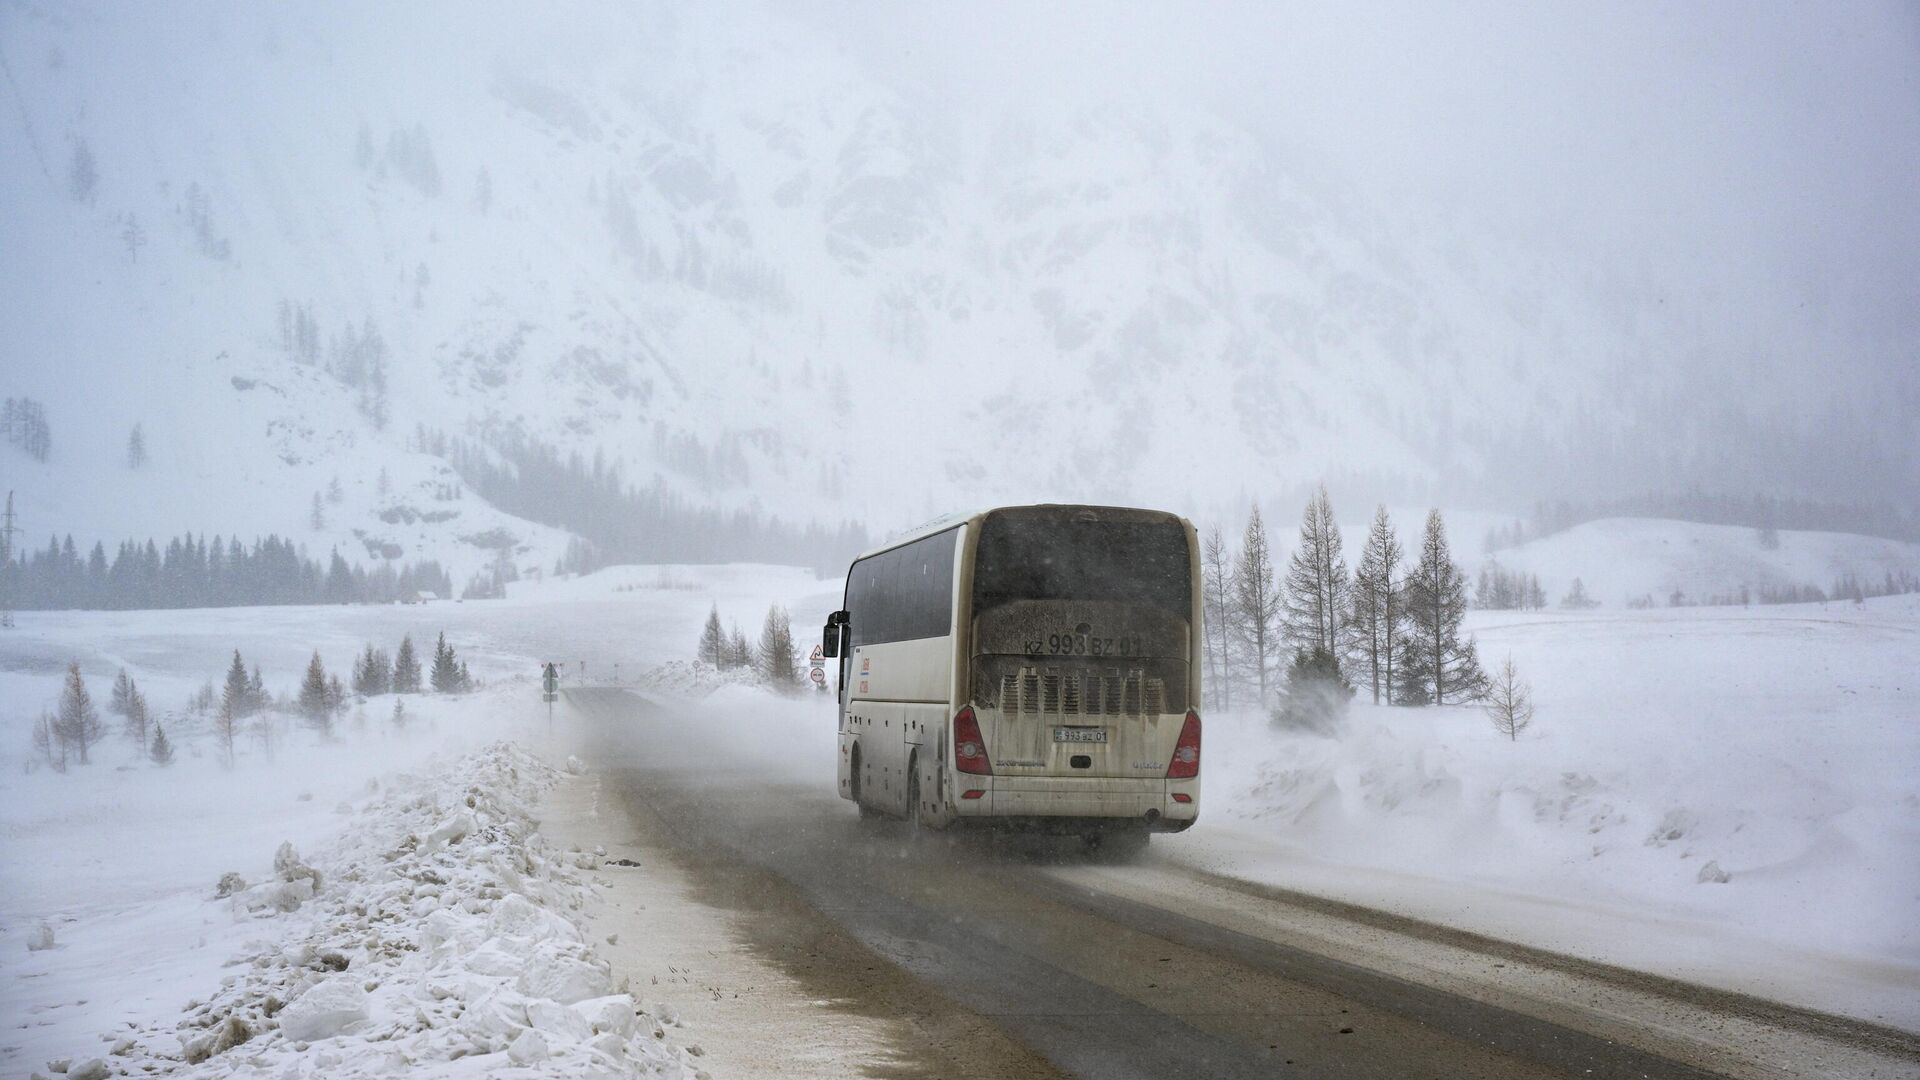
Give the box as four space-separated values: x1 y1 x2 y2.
566 688 1920 1080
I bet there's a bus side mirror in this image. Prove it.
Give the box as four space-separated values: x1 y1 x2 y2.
822 610 847 658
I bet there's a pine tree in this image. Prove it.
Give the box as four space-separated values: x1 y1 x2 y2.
326 673 346 719
57 662 103 764
121 214 145 261
1559 577 1597 610
248 664 267 713
758 605 798 690
125 684 149 748
223 650 253 718
1201 528 1234 709
430 632 461 693
1350 505 1405 705
1230 506 1281 706
126 423 146 469
698 605 725 667
390 698 407 730
352 643 392 695
1394 633 1434 705
32 711 66 772
298 651 330 724
309 492 326 531
727 625 752 670
1402 510 1487 705
215 697 238 767
110 668 134 716
1484 655 1535 741
393 635 422 693
458 660 472 692
148 723 174 765
1280 486 1351 660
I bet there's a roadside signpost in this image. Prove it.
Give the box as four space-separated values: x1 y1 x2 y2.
809 643 826 691
542 662 559 726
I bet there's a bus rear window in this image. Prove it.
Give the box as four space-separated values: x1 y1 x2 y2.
972 509 1190 619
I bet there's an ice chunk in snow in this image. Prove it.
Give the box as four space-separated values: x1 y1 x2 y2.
66 1061 109 1080
423 810 476 852
243 876 314 914
527 998 594 1041
181 1017 253 1063
214 872 248 898
571 994 639 1038
276 976 368 1042
463 940 527 978
26 921 55 951
565 755 585 774
274 842 322 891
451 984 531 1048
507 1028 550 1065
515 944 612 1004
422 907 483 952
1697 860 1732 884
488 892 574 944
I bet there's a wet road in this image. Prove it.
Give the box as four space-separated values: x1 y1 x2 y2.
567 688 1920 1080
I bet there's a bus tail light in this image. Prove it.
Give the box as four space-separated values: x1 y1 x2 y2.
954 705 992 775
1166 710 1201 779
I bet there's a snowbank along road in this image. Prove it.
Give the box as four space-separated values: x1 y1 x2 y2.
564 686 1920 1080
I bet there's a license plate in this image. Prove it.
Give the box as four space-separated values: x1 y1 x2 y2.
1053 727 1108 744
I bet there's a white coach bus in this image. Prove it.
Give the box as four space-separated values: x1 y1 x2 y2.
820 504 1202 843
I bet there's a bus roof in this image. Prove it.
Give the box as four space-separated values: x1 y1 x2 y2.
849 504 1189 564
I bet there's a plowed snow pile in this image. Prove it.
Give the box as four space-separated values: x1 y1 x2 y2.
48 743 702 1079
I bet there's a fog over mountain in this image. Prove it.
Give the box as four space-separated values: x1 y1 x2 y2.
2 0 1914 563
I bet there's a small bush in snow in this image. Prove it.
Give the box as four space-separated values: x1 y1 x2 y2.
1484 655 1535 742
148 723 175 765
1273 646 1353 734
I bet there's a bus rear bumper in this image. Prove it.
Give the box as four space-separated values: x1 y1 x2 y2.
951 776 1199 830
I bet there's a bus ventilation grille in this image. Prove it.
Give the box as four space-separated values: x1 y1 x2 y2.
998 669 1166 717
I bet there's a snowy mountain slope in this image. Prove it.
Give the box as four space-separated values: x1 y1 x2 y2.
1480 518 1920 607
2 1 1910 556
0 337 572 583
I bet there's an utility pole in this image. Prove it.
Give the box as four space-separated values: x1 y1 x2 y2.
1 491 18 629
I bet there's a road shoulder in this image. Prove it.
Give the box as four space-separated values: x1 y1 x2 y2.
540 762 1068 1080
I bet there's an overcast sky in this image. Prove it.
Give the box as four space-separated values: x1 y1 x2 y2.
793 1 1920 355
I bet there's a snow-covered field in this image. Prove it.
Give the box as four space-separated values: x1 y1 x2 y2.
1190 594 1920 1026
0 564 833 1077
0 682 709 1078
1481 516 1920 608
4 560 1917 1076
